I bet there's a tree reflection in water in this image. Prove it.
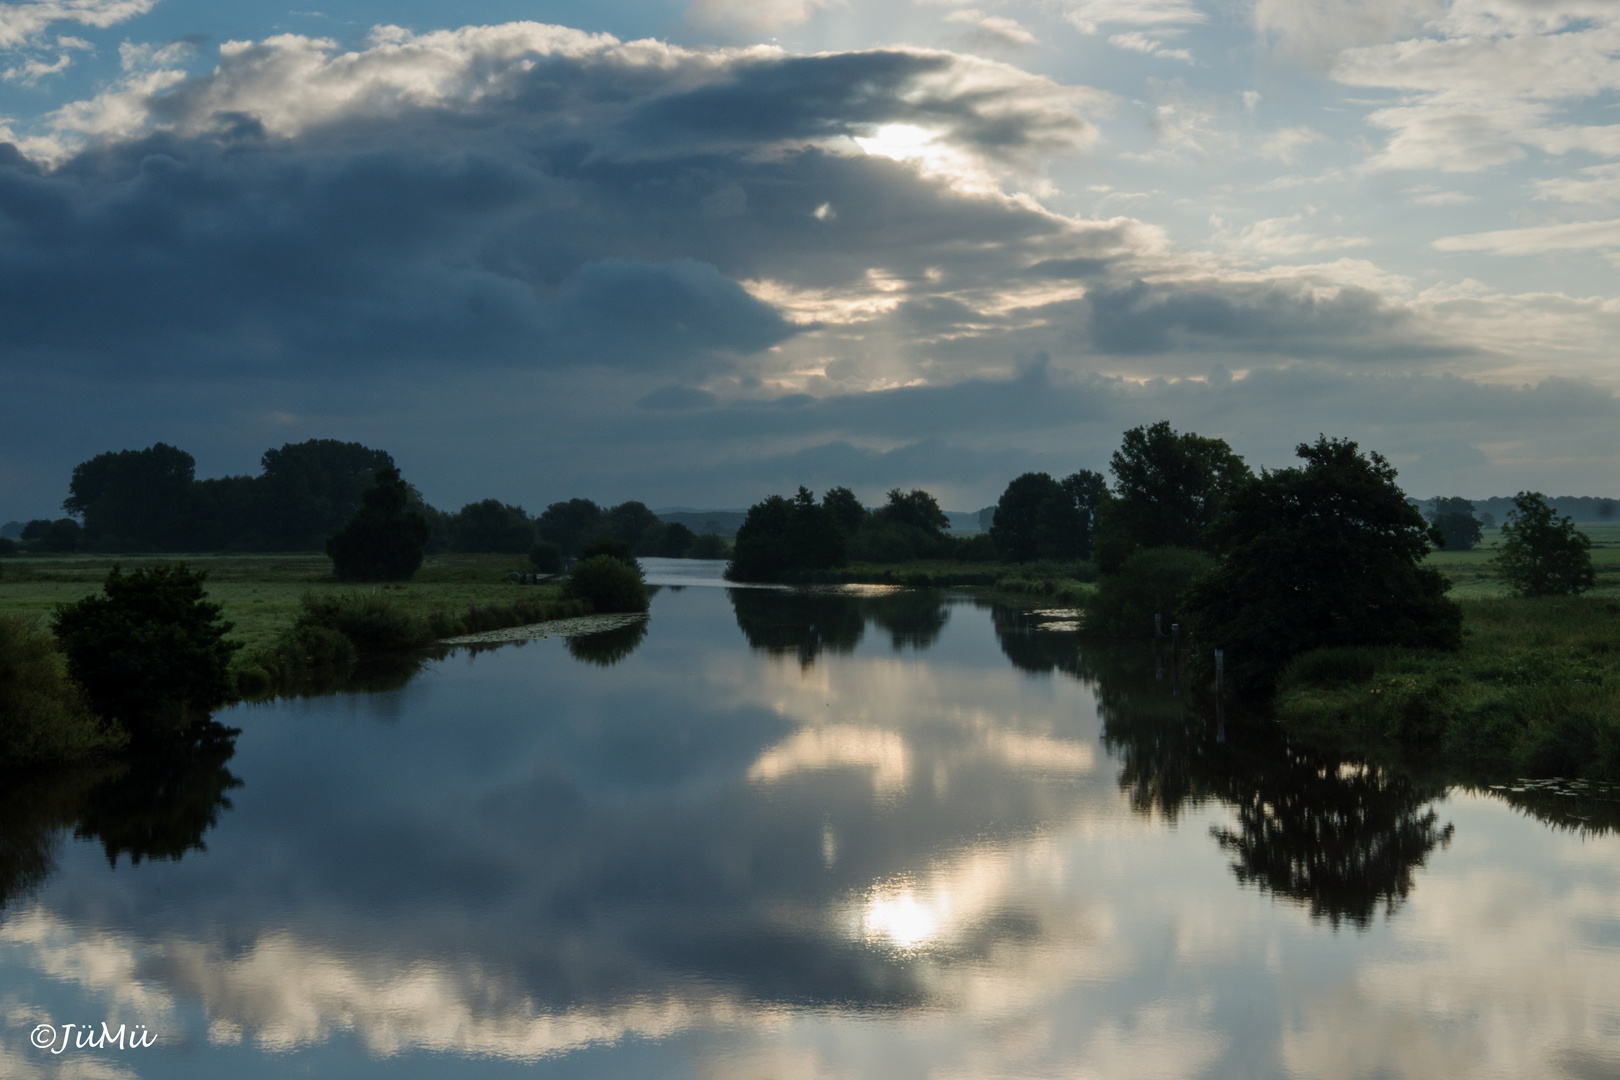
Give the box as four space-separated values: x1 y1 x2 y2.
0 721 241 912
566 620 650 667
1079 642 1456 928
728 587 950 665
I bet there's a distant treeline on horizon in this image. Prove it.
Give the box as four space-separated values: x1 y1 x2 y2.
2 438 1615 554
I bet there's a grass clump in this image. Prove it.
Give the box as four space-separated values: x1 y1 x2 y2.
0 615 126 768
1276 597 1620 779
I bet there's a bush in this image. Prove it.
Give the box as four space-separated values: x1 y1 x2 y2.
1084 547 1214 639
528 540 563 574
325 466 432 582
578 537 638 568
293 592 432 653
1188 436 1461 696
51 564 241 742
727 488 847 582
1495 491 1595 597
0 615 126 767
567 554 649 613
0 537 16 556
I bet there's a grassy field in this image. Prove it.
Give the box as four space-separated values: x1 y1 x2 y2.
1426 522 1620 598
0 552 555 657
1276 595 1620 780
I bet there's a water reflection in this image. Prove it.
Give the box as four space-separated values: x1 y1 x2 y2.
0 721 240 912
1086 644 1455 927
728 586 950 665
2 588 1617 1078
565 620 650 667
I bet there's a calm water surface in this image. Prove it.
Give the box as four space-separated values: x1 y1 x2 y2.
3 560 1618 1078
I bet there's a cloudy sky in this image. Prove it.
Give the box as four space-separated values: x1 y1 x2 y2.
1 0 1616 518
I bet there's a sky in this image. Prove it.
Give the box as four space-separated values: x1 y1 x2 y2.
0 0 1616 519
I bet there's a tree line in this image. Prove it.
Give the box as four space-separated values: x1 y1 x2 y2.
726 420 1599 696
0 440 726 561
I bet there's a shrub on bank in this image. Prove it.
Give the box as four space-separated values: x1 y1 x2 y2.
0 615 126 768
567 555 648 613
1083 547 1213 639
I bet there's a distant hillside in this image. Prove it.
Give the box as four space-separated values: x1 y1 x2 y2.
1469 496 1618 525
658 508 989 538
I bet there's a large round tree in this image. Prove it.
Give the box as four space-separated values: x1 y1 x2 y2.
324 466 432 582
1187 436 1461 695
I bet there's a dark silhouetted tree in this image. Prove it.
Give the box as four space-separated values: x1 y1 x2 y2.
874 488 949 537
727 487 847 581
537 499 603 557
529 540 563 574
990 473 1065 562
257 440 395 550
1093 422 1250 573
52 565 242 742
64 443 197 551
324 466 432 582
1186 436 1461 695
449 499 536 553
657 521 696 557
821 487 869 536
1495 491 1596 596
603 501 665 554
1427 496 1483 552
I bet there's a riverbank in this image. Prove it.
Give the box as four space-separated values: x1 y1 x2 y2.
1274 595 1620 780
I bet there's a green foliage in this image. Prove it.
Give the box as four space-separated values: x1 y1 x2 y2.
1186 436 1461 696
688 533 728 559
0 615 126 768
255 440 396 550
528 540 564 574
65 442 197 551
537 498 603 557
1276 598 1620 779
1427 496 1483 552
293 592 433 653
726 488 848 582
657 521 696 557
567 555 649 613
447 499 536 553
1495 491 1596 597
1084 546 1214 639
1092 421 1250 573
51 564 242 742
578 537 638 568
0 537 15 556
602 501 665 553
821 487 868 535
874 488 949 537
991 470 1107 562
34 519 82 553
325 466 433 582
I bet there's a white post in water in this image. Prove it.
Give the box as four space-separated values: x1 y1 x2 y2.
1214 649 1224 693
1155 614 1163 638
1171 623 1179 650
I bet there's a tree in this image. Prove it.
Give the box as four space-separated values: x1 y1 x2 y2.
449 500 536 553
1427 496 1483 552
990 473 1065 563
528 540 564 574
726 487 848 581
657 521 697 557
1185 436 1461 695
874 488 949 538
35 519 82 552
324 466 432 582
256 439 395 550
537 498 603 557
52 565 242 742
1494 492 1596 597
821 487 869 536
1093 422 1250 572
602 501 666 554
64 443 198 551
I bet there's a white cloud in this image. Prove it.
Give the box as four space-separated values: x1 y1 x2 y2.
1404 185 1475 205
1065 0 1205 35
686 0 834 33
974 15 1038 46
1261 125 1324 163
1434 217 1620 254
1225 214 1371 255
1533 162 1620 204
0 0 154 49
1108 31 1193 62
